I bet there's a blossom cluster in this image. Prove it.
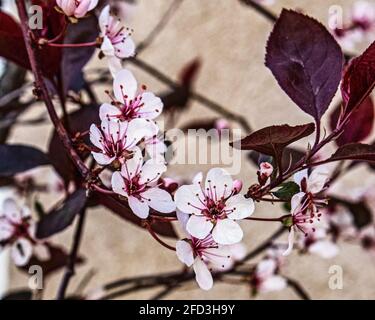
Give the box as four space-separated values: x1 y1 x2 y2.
333 1 375 51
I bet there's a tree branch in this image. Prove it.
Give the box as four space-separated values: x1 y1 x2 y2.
16 0 89 178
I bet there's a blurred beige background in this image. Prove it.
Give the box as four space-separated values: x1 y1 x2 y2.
5 0 375 299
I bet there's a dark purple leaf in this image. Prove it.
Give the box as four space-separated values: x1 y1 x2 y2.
330 97 374 146
36 189 87 239
327 143 375 162
0 144 49 177
48 105 99 184
265 9 343 120
97 193 178 239
341 41 375 115
329 197 372 229
231 123 315 158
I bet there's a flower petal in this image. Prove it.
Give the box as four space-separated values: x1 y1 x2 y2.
226 194 254 220
193 257 213 290
186 215 213 239
99 5 110 33
175 184 205 215
128 196 149 219
140 188 176 213
293 169 308 187
90 124 104 149
11 238 32 266
309 240 339 259
99 103 121 121
120 147 143 180
308 167 329 194
3 199 22 224
107 56 123 78
0 220 14 241
88 0 99 11
126 118 155 148
205 168 233 199
92 152 114 166
111 171 128 197
260 276 287 293
176 240 194 267
283 228 295 256
139 161 167 186
113 69 137 103
74 0 91 18
212 219 243 245
138 92 163 119
114 37 136 59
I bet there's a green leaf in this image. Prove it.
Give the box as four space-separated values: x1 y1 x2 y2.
273 181 300 201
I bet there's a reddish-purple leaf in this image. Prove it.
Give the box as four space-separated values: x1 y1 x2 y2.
341 41 375 115
97 194 178 239
0 6 63 78
231 123 315 158
265 10 343 120
0 12 30 70
330 97 374 146
328 143 375 162
36 189 87 239
179 58 201 88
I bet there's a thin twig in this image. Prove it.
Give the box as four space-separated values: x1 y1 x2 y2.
286 277 311 300
56 209 87 300
129 58 252 132
137 0 184 53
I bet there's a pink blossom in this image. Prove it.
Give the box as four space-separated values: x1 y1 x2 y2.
175 168 255 245
89 118 154 166
0 199 35 266
100 69 163 122
175 225 245 291
111 149 175 218
251 259 286 294
283 192 324 256
260 162 273 177
56 0 98 19
99 6 136 75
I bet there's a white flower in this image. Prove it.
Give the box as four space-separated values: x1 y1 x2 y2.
99 6 136 76
283 192 323 256
100 69 163 122
56 0 98 19
252 259 286 294
175 168 255 245
0 199 34 266
89 118 154 166
351 1 375 31
111 149 175 218
293 167 329 196
176 234 244 291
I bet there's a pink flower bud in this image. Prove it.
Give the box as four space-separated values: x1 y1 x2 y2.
232 179 243 194
215 119 230 131
260 162 274 178
56 0 98 19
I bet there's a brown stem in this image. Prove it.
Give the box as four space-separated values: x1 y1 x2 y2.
16 0 89 178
